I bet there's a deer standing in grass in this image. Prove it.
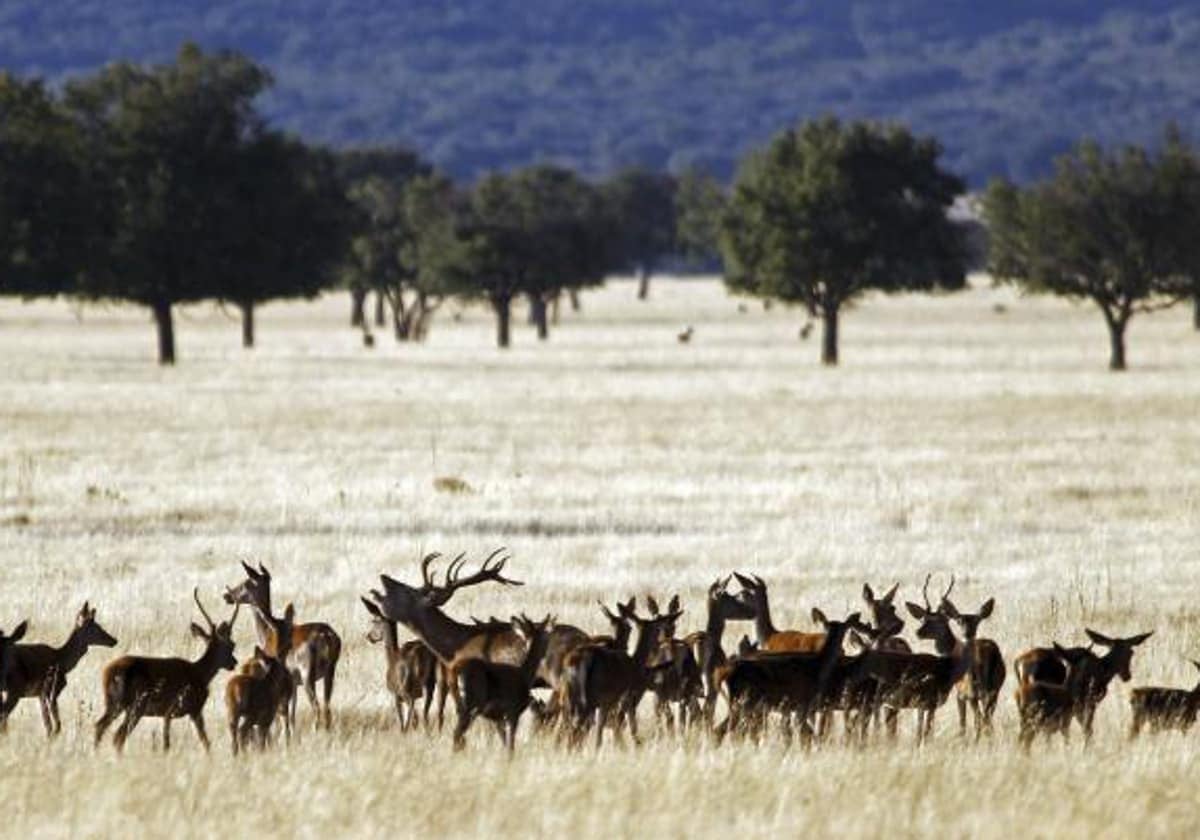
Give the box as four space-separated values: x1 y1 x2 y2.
94 590 238 753
1014 629 1152 747
0 603 116 737
225 605 295 755
689 576 757 724
536 598 634 733
1129 661 1200 737
560 603 683 749
449 614 554 752
360 597 438 731
224 561 342 731
644 594 703 733
734 574 825 652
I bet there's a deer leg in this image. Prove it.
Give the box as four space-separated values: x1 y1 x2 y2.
49 691 63 736
436 672 450 732
595 708 609 751
393 694 406 730
301 671 320 731
162 715 172 752
422 686 436 732
321 668 336 730
956 695 967 737
452 708 472 752
37 696 53 737
94 703 120 748
229 715 240 756
1129 711 1143 740
190 712 211 752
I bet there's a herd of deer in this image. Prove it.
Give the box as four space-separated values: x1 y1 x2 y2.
0 549 1194 755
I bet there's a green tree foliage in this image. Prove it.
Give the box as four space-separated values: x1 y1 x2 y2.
674 167 727 268
722 117 968 365
62 43 273 364
603 168 677 299
448 165 610 347
0 74 91 300
984 132 1200 370
219 135 354 348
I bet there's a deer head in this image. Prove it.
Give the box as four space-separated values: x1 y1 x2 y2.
191 588 239 671
74 601 118 649
224 560 273 611
862 582 904 639
1084 628 1153 682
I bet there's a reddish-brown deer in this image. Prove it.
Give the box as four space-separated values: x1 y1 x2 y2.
360 597 438 731
225 605 295 755
94 590 239 753
734 573 825 653
0 603 116 737
1129 661 1200 737
224 561 342 730
449 613 554 752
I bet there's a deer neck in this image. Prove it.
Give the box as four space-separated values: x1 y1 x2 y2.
193 642 226 685
249 595 276 647
519 636 548 685
950 633 974 684
815 630 847 692
753 595 776 644
400 603 479 664
382 621 401 659
631 624 658 669
55 628 91 673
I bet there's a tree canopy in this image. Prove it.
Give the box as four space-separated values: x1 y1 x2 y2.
722 117 968 365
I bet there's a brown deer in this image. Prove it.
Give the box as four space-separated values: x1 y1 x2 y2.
536 598 634 733
1015 629 1152 746
560 603 683 749
224 605 295 755
360 597 438 731
0 603 117 737
449 614 554 752
94 590 239 753
223 561 342 730
691 576 757 723
1130 661 1200 737
852 577 992 745
644 594 703 733
716 609 865 744
734 573 825 652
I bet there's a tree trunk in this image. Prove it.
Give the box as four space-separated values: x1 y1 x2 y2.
637 267 651 300
530 294 549 340
1106 316 1127 371
152 300 176 366
820 307 839 366
392 302 410 341
569 289 581 312
374 291 386 327
350 287 367 328
240 300 255 349
550 293 561 326
1193 293 1200 331
493 296 512 348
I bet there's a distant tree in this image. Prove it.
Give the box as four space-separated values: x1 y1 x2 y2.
448 165 609 347
219 135 354 348
603 167 677 300
674 167 727 269
722 117 968 365
984 131 1200 370
0 74 91 302
63 43 273 364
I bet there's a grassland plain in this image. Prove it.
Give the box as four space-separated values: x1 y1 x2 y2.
1 278 1199 839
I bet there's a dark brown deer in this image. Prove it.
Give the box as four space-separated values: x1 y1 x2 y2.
0 603 117 737
537 599 634 733
716 609 865 743
223 561 342 730
360 597 438 731
224 605 295 755
94 590 239 753
734 573 825 653
644 594 703 733
1015 629 1152 746
928 592 1006 739
449 614 554 752
560 603 683 749
1130 661 1200 737
691 576 756 723
0 621 29 701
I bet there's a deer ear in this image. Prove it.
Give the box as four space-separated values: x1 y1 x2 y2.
646 595 660 616
978 599 995 619
733 572 756 590
668 595 680 613
258 563 271 579
189 623 209 640
845 612 861 627
1191 659 1200 673
905 602 926 620
883 583 899 604
361 597 380 616
283 603 295 623
1085 629 1115 647
811 607 828 627
10 620 28 642
1127 631 1153 647
241 560 257 578
862 583 874 602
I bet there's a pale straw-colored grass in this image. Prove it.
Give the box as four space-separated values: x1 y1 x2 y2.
1 278 1198 838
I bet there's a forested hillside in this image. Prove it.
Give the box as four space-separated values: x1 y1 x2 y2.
3 1 1198 183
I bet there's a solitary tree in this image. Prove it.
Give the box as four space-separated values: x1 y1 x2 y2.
0 74 91 302
63 44 273 364
985 132 1200 370
722 117 968 365
604 167 677 300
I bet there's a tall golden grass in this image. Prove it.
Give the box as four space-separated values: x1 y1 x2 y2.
1 278 1198 838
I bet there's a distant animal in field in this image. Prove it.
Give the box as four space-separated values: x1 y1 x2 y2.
799 322 814 340
677 325 694 343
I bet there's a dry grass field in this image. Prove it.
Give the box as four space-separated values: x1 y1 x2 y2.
1 278 1199 839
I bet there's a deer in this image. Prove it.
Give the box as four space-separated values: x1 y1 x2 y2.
689 576 757 725
0 603 117 737
360 597 438 731
94 589 239 753
559 603 683 749
733 573 825 652
225 605 295 755
449 613 554 752
1129 661 1200 737
941 594 1006 740
716 609 866 744
851 576 992 746
1014 628 1152 746
644 594 703 734
0 621 29 701
223 561 342 731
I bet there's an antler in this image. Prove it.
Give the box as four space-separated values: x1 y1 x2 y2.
419 552 443 589
193 587 216 632
439 548 523 594
921 574 934 612
940 576 956 609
